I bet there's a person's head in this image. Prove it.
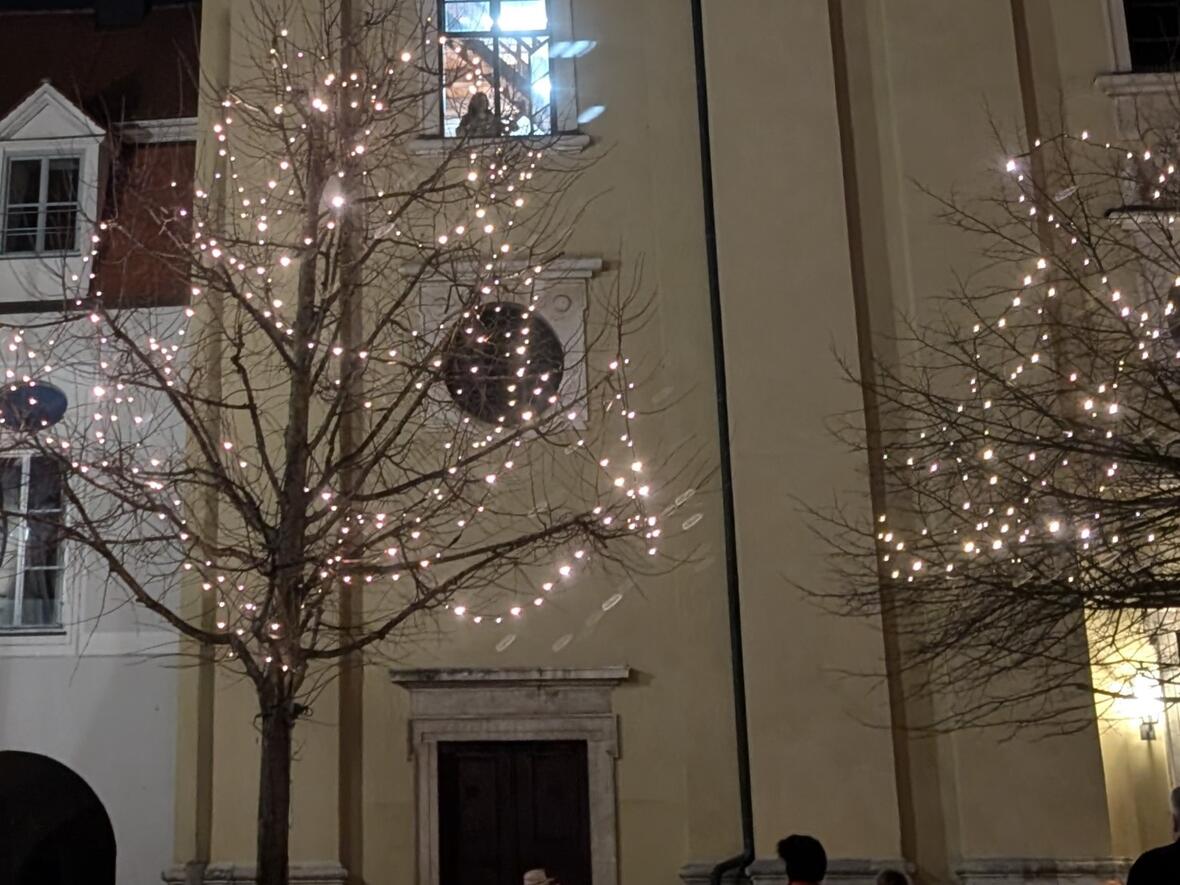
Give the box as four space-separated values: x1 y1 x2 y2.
468 92 491 114
1170 786 1180 838
876 871 909 885
777 835 827 884
523 870 555 885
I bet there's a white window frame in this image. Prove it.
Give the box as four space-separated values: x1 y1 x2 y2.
0 451 67 633
391 667 629 885
1107 0 1135 71
0 154 84 257
0 83 105 305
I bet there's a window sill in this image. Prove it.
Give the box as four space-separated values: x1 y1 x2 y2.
407 133 591 156
0 628 177 657
1095 71 1180 97
0 251 82 262
0 627 66 637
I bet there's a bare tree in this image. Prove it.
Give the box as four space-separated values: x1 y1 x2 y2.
815 95 1180 736
0 3 675 883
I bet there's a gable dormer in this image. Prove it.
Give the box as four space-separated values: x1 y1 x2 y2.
0 83 106 305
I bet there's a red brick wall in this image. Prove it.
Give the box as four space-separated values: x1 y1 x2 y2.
94 140 195 307
0 3 200 123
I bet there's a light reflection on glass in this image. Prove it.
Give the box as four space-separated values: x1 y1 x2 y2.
498 0 547 31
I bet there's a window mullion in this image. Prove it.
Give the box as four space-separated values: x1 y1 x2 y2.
0 158 7 249
492 0 502 119
36 158 49 253
493 37 502 120
11 456 30 626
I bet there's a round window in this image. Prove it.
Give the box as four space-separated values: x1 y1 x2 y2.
0 382 68 431
443 302 564 425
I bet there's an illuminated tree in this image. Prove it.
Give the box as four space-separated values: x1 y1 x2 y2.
0 3 669 883
819 108 1180 735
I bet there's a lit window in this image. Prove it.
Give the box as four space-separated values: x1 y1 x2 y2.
0 455 65 631
2 157 81 255
438 0 555 137
1124 0 1180 72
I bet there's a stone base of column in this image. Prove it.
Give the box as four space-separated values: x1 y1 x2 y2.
956 857 1131 885
682 857 913 885
683 856 1131 885
162 862 349 884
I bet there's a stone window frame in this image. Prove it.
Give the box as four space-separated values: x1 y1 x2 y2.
409 0 590 154
391 667 630 885
403 256 602 430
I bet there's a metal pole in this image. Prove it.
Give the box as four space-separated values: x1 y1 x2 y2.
688 2 757 882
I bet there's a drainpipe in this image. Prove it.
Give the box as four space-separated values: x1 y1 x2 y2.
688 2 757 884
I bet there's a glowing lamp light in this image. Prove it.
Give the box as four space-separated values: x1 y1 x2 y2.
1130 671 1164 741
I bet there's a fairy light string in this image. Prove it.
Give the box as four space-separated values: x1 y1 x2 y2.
0 16 668 675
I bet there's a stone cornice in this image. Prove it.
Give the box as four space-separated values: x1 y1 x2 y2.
390 666 631 688
682 856 1130 885
163 863 348 885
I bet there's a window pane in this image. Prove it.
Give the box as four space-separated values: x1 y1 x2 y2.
6 159 41 206
0 459 23 514
44 207 78 252
0 461 19 627
27 457 63 512
3 207 38 254
443 40 498 137
499 36 553 135
26 519 62 570
20 568 60 627
47 159 79 204
499 0 547 31
1126 1 1180 71
0 567 16 628
444 1 492 32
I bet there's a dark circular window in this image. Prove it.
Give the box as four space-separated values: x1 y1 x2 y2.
0 382 68 431
444 302 564 425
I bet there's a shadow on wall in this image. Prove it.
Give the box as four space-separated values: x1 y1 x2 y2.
0 750 116 885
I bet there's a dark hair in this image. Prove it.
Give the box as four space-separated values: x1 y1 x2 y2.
876 871 909 885
777 835 827 883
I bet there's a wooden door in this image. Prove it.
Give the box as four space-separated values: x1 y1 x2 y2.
438 740 592 885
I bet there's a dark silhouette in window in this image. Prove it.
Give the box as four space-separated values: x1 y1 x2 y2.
0 750 116 885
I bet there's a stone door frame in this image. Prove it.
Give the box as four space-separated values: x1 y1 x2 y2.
391 667 630 885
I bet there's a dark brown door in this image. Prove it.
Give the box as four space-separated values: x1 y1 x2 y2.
438 741 592 885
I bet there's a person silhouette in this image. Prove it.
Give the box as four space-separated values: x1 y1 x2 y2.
457 92 499 138
777 834 827 885
1128 786 1180 883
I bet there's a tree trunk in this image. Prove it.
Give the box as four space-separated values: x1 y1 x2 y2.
256 702 294 885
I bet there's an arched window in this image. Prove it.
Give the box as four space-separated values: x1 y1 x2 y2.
0 751 115 885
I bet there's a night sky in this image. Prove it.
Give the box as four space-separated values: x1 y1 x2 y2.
0 1 104 8
0 1 195 10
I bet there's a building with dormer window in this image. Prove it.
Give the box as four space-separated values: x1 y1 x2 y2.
0 3 198 885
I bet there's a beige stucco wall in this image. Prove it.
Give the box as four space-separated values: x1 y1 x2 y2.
172 1 1180 883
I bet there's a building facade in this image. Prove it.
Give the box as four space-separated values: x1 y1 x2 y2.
5 2 1180 885
0 3 199 885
